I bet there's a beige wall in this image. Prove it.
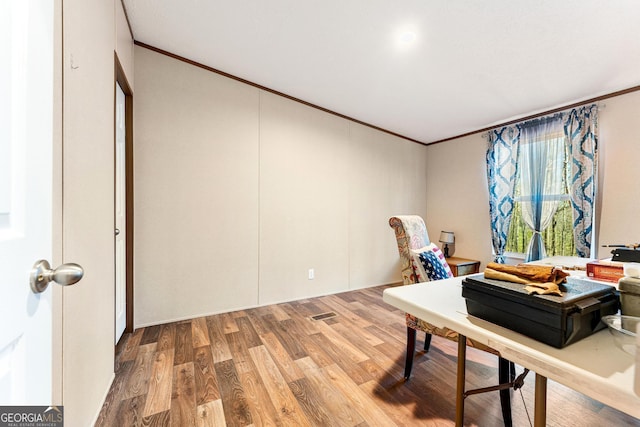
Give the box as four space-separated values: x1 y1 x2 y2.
134 46 260 326
259 92 351 304
115 1 134 85
60 0 134 425
134 46 428 326
425 133 494 267
596 91 640 252
425 90 640 268
348 123 427 287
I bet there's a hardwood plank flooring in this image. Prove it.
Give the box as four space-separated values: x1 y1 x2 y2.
193 346 220 406
249 345 309 426
192 318 211 349
174 322 194 366
170 363 197 427
97 284 640 426
144 349 175 417
196 400 226 427
122 343 157 401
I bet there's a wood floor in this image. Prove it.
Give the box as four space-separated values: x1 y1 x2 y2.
95 284 640 426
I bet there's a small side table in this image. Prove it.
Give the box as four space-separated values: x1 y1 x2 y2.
446 257 481 277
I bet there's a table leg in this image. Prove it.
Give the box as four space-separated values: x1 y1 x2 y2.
455 334 467 427
534 373 547 427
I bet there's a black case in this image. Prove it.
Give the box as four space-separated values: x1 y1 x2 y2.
611 248 640 262
461 273 619 348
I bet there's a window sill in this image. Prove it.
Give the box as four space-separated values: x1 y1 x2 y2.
504 252 526 261
491 251 526 265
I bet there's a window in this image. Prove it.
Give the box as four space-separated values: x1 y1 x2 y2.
506 196 576 257
505 129 577 257
487 106 598 262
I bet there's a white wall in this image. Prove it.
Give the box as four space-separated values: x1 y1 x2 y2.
348 123 427 288
134 46 428 327
425 133 494 267
425 90 640 267
259 92 351 304
60 0 133 425
134 46 260 325
115 1 134 85
596 91 640 253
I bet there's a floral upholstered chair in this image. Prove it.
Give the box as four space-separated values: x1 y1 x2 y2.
389 215 515 426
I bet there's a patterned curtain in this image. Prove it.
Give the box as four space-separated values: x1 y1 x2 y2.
563 105 598 257
486 126 520 263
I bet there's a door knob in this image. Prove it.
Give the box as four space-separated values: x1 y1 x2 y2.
30 260 84 294
115 228 120 236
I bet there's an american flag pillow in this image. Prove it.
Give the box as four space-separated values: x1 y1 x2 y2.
410 244 453 282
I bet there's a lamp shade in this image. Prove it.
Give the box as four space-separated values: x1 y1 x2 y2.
439 231 455 245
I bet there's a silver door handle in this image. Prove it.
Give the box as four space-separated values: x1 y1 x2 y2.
30 260 84 294
115 228 120 236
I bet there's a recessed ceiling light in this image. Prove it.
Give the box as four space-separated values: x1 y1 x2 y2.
399 31 417 44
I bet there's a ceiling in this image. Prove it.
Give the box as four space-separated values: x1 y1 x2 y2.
123 0 640 144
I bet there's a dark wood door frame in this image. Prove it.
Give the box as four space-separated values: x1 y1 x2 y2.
115 53 134 336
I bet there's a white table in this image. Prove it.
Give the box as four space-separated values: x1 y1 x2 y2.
383 277 640 426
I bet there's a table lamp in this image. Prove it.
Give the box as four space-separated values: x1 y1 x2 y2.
439 231 455 258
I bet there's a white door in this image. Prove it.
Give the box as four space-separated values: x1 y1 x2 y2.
115 82 126 344
0 0 57 405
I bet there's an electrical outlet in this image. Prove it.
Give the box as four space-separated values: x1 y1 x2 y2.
308 268 314 280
